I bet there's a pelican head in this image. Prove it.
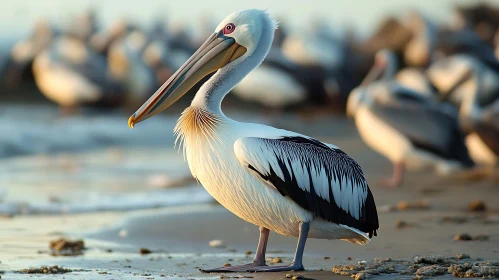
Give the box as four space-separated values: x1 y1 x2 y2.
361 49 397 86
128 9 277 128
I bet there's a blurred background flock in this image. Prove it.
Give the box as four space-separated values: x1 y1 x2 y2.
0 0 498 216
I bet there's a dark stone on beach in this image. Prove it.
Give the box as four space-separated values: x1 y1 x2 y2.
395 219 415 229
457 253 470 260
454 233 489 241
49 238 85 256
413 256 446 264
468 200 487 212
454 233 473 241
140 248 152 255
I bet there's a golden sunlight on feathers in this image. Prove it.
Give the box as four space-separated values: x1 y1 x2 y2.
174 106 222 150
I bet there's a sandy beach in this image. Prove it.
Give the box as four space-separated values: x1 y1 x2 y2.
1 112 498 279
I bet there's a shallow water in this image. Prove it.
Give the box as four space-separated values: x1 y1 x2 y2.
0 104 220 215
0 104 176 157
0 148 214 215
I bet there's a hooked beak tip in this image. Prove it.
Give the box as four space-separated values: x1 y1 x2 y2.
128 115 135 129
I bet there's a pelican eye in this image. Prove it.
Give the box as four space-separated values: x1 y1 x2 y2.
223 23 236 35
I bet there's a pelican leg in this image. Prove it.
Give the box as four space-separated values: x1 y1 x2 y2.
247 221 309 272
380 162 404 187
200 227 270 273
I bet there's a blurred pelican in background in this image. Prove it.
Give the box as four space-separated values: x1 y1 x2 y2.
89 19 136 57
281 20 342 71
32 36 122 112
459 65 499 167
348 51 474 187
108 30 156 108
427 54 499 108
232 49 338 112
364 50 438 101
7 19 57 86
65 9 99 42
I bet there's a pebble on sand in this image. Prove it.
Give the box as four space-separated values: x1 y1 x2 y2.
454 233 489 241
395 219 417 229
457 253 470 260
468 200 487 212
353 272 366 280
209 240 225 248
140 248 152 255
454 233 473 241
245 250 252 255
396 200 429 211
119 229 128 238
49 238 85 256
270 257 282 264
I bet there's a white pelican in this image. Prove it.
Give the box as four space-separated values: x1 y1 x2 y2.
232 49 337 109
427 54 499 108
348 53 474 187
32 36 122 111
459 67 499 166
281 23 342 71
128 9 379 272
108 31 157 106
363 49 438 103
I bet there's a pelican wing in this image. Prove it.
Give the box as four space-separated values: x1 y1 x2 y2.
476 109 499 155
370 102 474 166
51 47 121 96
234 136 379 238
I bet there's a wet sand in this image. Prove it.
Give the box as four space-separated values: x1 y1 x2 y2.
1 114 498 279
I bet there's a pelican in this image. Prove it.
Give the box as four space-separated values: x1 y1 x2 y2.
459 67 499 167
128 10 379 272
348 52 473 187
281 24 343 71
108 30 156 106
364 49 438 102
32 36 122 111
233 49 337 109
427 54 499 108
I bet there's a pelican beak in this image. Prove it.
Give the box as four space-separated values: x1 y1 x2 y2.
360 59 385 86
128 31 247 128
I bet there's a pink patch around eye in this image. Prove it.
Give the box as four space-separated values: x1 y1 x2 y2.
223 23 236 35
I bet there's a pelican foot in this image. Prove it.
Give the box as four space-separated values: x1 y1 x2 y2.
247 263 304 272
200 262 266 273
